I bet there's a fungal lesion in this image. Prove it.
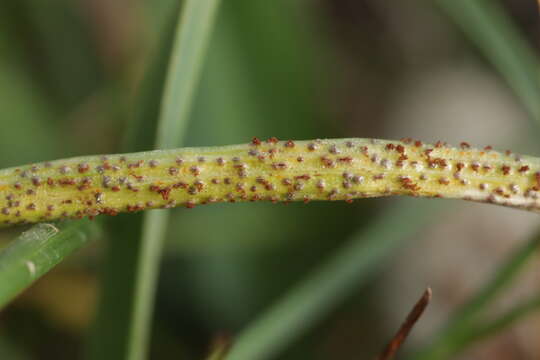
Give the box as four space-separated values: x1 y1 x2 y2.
1 137 540 227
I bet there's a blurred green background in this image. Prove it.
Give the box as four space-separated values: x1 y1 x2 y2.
1 1 540 359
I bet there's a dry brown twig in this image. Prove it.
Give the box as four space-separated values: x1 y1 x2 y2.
376 288 432 360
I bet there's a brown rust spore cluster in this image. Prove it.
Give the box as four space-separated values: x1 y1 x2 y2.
1 137 540 226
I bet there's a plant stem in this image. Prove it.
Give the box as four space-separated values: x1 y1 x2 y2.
377 288 432 360
2 138 540 228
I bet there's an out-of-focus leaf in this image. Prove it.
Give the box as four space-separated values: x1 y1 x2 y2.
0 220 100 309
226 199 442 360
412 231 540 360
436 0 540 126
87 2 221 360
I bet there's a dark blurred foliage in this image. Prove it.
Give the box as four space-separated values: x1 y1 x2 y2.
0 1 539 359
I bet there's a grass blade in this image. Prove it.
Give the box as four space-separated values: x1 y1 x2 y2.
126 210 170 360
86 1 220 358
456 293 540 349
436 0 540 125
85 3 182 357
225 199 442 360
0 220 100 309
126 1 221 359
412 231 540 360
154 0 221 149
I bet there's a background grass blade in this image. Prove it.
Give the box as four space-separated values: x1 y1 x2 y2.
455 293 540 350
225 199 442 360
412 231 540 360
84 3 182 357
436 0 540 125
94 1 221 360
128 1 221 357
154 0 221 148
0 220 100 308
